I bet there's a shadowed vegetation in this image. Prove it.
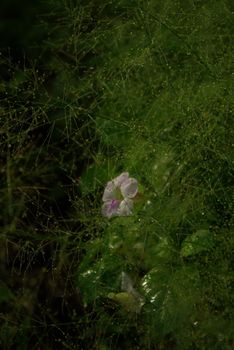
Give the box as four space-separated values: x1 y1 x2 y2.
0 0 233 349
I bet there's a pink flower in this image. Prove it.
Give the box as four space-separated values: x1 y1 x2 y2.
102 172 138 218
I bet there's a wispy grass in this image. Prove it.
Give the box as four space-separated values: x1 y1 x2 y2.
0 0 233 349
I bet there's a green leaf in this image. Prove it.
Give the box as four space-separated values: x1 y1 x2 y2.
141 266 171 307
0 285 14 303
77 267 102 305
160 266 201 333
80 160 113 195
77 251 125 305
146 236 176 268
181 229 214 257
141 266 201 335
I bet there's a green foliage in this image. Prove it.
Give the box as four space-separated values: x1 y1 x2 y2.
77 241 124 304
181 229 214 257
107 291 142 313
80 158 115 195
0 285 14 303
0 0 233 349
141 265 201 342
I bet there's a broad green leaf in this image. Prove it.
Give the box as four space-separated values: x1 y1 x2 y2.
141 267 171 307
77 252 124 305
181 229 214 257
160 266 201 333
77 267 102 305
141 266 201 334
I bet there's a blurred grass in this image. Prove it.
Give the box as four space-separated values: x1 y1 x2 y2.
0 0 233 349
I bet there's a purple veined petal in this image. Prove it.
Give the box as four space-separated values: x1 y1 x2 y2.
113 172 129 188
120 178 138 199
102 180 116 202
102 199 121 218
117 198 133 216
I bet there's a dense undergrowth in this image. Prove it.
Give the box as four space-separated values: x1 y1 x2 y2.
0 0 233 349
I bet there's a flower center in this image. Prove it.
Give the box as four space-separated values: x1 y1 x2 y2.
114 187 123 200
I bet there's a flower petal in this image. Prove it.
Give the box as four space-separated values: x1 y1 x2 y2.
113 172 129 188
102 199 121 218
102 181 116 202
120 178 138 198
117 198 133 216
